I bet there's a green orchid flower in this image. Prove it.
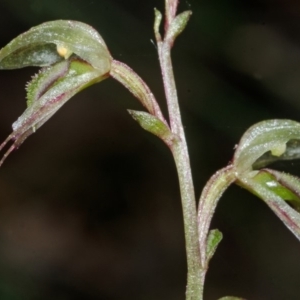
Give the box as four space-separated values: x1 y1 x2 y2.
0 20 112 166
233 120 300 240
198 119 300 275
0 20 169 166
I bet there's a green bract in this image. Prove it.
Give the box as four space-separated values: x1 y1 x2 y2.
128 110 175 146
0 20 112 166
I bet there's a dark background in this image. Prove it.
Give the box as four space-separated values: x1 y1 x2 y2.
0 0 300 299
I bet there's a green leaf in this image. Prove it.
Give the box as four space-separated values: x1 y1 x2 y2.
233 119 300 176
0 20 112 73
128 110 175 146
206 229 222 266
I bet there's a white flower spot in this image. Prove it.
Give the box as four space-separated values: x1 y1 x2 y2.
56 45 73 59
271 143 286 157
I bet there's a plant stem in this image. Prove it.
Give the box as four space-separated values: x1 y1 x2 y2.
157 30 203 300
165 0 179 30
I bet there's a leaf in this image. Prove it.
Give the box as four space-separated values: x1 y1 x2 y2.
206 229 222 266
0 20 112 73
128 110 175 146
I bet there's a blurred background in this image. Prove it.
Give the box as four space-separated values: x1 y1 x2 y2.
0 0 300 299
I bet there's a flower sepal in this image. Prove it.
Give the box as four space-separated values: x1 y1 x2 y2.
0 57 107 166
0 20 113 166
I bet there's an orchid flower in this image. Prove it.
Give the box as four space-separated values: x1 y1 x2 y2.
0 20 112 166
199 119 300 271
0 20 170 166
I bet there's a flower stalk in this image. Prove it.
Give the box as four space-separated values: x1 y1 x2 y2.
109 60 166 122
155 3 202 300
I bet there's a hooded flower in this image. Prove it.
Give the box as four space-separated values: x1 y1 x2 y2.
232 119 300 240
0 20 112 166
